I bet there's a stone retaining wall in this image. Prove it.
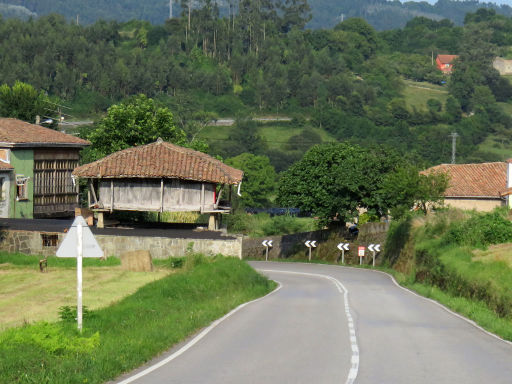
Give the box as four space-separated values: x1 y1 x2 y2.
0 230 243 259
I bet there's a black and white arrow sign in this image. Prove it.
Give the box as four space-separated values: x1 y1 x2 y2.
262 240 273 247
305 240 317 248
337 243 350 251
368 244 381 252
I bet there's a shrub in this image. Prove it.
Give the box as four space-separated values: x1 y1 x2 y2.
443 210 512 248
261 215 305 236
1 322 100 355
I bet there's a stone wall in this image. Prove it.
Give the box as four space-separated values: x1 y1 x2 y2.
242 229 334 260
0 230 243 259
242 222 390 261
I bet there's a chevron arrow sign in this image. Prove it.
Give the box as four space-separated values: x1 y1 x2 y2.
305 240 317 248
262 240 273 247
337 243 350 251
368 244 381 252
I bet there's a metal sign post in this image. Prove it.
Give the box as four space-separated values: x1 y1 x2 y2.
305 240 317 261
358 246 365 265
57 216 103 332
368 244 381 267
337 243 350 264
76 223 83 331
262 239 273 261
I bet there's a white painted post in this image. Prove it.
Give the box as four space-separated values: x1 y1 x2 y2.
265 245 269 261
359 255 362 265
77 223 83 332
341 249 345 264
308 247 312 262
372 251 375 267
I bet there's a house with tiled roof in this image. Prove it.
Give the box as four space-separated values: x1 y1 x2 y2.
0 118 90 218
436 54 459 74
72 139 243 229
422 160 512 211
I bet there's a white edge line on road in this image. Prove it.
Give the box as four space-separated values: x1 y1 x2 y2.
371 268 512 347
259 269 359 384
262 261 512 347
116 282 283 384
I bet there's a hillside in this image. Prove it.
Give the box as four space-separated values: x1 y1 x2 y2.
1 0 512 29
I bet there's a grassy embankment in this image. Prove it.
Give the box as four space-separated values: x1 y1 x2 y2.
0 254 275 383
382 208 512 341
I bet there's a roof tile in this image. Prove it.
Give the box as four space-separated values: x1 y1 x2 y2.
0 118 90 146
73 141 243 185
423 162 507 198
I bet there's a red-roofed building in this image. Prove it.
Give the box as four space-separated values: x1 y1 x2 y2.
436 54 459 74
73 139 243 229
422 161 512 211
0 118 90 218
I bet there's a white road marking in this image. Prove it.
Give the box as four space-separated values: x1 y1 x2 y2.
259 269 360 384
116 283 282 384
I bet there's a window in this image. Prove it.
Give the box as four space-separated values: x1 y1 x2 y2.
0 149 9 163
41 234 58 247
16 175 29 201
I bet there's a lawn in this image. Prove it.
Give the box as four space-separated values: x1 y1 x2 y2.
0 263 170 330
402 79 449 111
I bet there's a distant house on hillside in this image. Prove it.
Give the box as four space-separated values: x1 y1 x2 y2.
0 118 90 218
72 139 243 230
436 54 458 74
423 160 512 211
493 57 512 75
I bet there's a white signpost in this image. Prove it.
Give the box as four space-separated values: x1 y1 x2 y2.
262 239 273 261
358 246 365 265
305 240 317 261
337 243 350 264
368 244 381 267
56 216 103 332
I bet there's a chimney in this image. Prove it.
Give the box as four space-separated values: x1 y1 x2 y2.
35 115 40 125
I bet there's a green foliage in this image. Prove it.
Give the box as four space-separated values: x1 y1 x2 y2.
85 94 187 159
260 215 307 236
443 210 512 248
0 81 53 123
379 164 449 218
0 256 275 383
58 306 94 322
1 322 100 355
277 142 402 226
226 153 277 208
226 212 316 237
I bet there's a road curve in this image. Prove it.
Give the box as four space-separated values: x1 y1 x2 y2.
114 262 512 384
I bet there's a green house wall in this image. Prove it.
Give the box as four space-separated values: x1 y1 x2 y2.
9 149 34 218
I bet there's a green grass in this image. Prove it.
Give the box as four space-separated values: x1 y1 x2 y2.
0 255 275 383
478 134 512 160
0 252 120 268
198 121 336 153
226 212 317 237
402 79 449 111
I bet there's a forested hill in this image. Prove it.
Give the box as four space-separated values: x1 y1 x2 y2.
1 0 512 30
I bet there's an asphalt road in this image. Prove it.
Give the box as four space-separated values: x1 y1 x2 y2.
115 262 512 384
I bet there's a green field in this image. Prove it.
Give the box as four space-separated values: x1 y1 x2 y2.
198 121 336 152
402 79 449 111
0 257 170 331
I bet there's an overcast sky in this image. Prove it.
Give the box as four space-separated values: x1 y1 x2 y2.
400 0 511 5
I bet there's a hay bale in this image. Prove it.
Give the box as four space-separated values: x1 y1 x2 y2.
120 250 153 272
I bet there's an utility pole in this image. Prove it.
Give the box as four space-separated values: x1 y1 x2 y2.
449 132 459 164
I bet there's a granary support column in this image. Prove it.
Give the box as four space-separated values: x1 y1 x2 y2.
208 213 219 231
